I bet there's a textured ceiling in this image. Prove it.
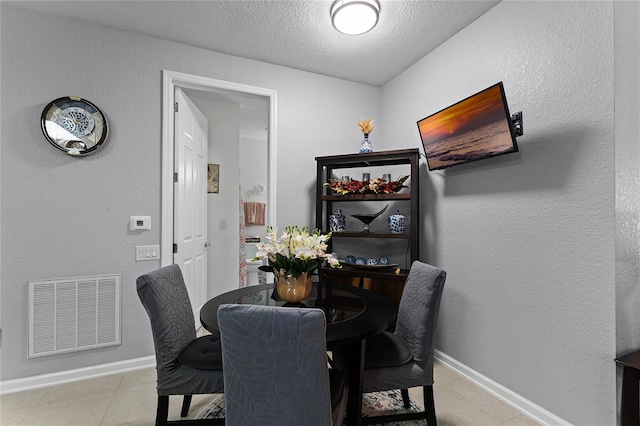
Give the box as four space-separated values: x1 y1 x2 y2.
6 0 500 87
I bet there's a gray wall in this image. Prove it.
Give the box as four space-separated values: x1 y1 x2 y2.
615 1 640 356
0 5 381 381
380 1 638 424
614 0 640 419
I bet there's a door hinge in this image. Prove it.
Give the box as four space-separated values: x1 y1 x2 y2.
174 102 179 112
173 243 178 254
173 172 178 183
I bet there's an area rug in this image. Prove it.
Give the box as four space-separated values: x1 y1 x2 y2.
197 390 426 425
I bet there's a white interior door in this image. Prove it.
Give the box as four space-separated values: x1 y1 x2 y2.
174 88 208 321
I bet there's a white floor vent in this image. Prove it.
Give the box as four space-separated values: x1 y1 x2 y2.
28 274 121 359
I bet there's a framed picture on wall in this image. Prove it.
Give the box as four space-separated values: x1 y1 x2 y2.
208 164 220 193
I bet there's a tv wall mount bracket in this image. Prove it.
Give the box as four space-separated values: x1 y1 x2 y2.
511 111 523 137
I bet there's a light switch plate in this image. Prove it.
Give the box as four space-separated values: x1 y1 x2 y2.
136 245 160 261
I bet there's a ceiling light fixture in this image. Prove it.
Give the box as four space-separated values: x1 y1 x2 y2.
331 0 380 35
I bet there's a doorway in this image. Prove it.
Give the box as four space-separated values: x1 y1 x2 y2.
161 70 277 308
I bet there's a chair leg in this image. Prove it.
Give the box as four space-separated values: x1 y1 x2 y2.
401 388 411 408
181 395 193 417
423 385 437 426
327 352 336 369
156 395 169 426
156 393 225 425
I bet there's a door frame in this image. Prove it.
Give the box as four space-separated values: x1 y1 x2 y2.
161 70 277 268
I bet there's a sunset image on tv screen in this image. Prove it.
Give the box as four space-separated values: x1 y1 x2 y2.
418 83 517 170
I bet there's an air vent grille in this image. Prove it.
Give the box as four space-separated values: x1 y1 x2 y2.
28 274 121 358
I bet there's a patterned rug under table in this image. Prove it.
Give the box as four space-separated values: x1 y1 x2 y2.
197 389 427 425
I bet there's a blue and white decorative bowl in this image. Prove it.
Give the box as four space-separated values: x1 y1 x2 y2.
388 210 408 233
355 257 367 265
345 255 356 264
367 258 378 265
378 257 389 265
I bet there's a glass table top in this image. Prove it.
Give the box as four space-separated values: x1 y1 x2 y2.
226 283 366 325
200 282 395 345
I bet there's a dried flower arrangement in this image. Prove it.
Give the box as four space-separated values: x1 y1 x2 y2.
324 175 409 195
357 118 375 135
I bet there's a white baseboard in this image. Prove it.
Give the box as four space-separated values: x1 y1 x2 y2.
0 356 156 395
435 350 571 426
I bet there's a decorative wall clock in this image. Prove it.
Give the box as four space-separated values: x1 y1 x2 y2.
41 96 109 156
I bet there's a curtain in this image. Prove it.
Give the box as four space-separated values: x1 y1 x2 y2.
239 185 247 287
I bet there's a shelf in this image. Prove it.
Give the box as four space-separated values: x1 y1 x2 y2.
321 193 411 201
315 148 420 168
315 149 420 313
330 232 411 239
319 266 409 281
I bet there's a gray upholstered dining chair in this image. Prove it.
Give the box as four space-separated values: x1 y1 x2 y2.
335 260 446 425
136 264 225 426
217 303 348 426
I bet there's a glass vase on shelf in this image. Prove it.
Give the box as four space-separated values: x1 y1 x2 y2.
359 133 373 153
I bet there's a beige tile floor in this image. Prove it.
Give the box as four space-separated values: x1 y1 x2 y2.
1 360 540 426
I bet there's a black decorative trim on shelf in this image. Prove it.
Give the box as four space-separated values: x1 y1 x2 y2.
321 193 410 201
329 232 411 239
315 148 420 167
318 265 409 280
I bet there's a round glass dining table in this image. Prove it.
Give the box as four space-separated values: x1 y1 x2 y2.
200 282 394 345
200 281 396 426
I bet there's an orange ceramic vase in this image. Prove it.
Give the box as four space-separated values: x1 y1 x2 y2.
276 271 312 303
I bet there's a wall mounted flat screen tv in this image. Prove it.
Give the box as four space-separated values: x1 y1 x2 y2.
417 82 519 171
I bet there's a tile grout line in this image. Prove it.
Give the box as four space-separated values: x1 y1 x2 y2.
98 386 120 426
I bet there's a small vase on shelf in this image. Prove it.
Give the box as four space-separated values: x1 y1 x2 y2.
359 133 373 153
388 210 408 233
329 209 346 232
